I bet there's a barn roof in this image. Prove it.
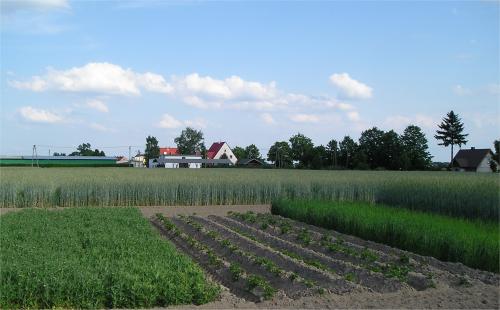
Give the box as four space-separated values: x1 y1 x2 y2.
452 148 492 168
238 158 264 165
159 147 178 155
207 142 225 159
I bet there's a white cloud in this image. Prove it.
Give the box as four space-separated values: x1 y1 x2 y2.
9 76 47 91
9 62 173 96
1 0 69 14
347 111 361 122
157 114 206 129
19 106 63 123
85 99 108 113
158 113 183 129
453 84 472 96
289 113 320 123
260 113 276 125
329 73 373 99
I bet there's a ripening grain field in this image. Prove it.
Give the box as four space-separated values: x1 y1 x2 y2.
0 167 498 221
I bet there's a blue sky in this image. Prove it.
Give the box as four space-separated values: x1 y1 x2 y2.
1 0 498 161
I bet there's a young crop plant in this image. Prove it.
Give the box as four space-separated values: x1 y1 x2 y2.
296 228 312 245
1 208 219 308
344 273 357 282
246 275 276 300
229 263 244 281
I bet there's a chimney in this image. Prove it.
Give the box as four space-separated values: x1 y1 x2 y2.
471 147 475 150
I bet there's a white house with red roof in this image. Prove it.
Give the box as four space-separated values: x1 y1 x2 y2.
207 142 238 165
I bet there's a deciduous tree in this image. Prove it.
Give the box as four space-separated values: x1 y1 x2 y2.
174 127 205 155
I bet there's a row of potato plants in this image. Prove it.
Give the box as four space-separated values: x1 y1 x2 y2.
156 214 277 300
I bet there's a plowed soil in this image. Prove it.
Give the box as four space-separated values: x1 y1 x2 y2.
147 206 499 309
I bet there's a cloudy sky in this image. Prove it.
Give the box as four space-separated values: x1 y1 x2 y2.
1 0 498 160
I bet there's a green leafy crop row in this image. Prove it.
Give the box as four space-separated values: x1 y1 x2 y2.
0 208 219 309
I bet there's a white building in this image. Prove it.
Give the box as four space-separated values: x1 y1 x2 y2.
162 155 202 169
207 142 238 165
452 148 497 172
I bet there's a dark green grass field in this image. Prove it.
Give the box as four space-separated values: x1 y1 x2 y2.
272 199 499 273
0 208 219 309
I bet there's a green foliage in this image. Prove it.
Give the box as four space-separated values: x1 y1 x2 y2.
232 146 247 161
246 275 276 300
174 127 205 156
435 110 469 164
0 208 219 308
69 143 106 156
401 125 433 170
267 141 293 168
144 135 160 167
271 199 499 272
229 263 243 281
245 144 261 160
1 168 498 221
289 133 314 167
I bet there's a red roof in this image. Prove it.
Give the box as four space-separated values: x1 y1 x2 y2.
159 147 178 155
207 142 225 159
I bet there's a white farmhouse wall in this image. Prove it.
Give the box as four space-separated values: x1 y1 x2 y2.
213 143 238 164
476 154 493 173
163 155 202 169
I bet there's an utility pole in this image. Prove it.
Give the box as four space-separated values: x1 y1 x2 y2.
129 146 132 167
32 145 39 168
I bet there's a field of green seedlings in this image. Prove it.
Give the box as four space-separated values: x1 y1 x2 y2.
271 199 499 272
0 208 219 309
0 167 498 221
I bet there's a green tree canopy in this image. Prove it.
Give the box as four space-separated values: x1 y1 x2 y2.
244 144 261 159
435 110 468 164
232 146 247 161
69 143 105 156
289 133 314 167
358 127 385 169
174 127 205 155
401 125 432 170
144 136 159 167
267 141 293 168
339 136 358 169
326 139 338 167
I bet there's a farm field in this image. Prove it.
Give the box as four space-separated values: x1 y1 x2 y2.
271 200 499 272
0 208 219 309
149 210 499 309
1 167 498 221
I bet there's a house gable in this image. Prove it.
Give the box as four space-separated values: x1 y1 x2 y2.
207 142 237 164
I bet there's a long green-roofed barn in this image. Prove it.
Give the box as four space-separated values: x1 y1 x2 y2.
0 156 120 167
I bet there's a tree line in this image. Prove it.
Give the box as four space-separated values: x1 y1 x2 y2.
142 110 498 171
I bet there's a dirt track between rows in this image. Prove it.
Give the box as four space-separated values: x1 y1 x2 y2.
0 204 270 217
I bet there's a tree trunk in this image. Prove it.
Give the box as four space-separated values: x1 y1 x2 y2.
450 144 454 166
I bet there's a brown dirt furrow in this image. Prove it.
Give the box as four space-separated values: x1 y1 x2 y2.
213 215 404 293
169 216 309 299
275 214 500 286
230 213 390 269
192 215 355 294
149 218 261 303
228 213 437 291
